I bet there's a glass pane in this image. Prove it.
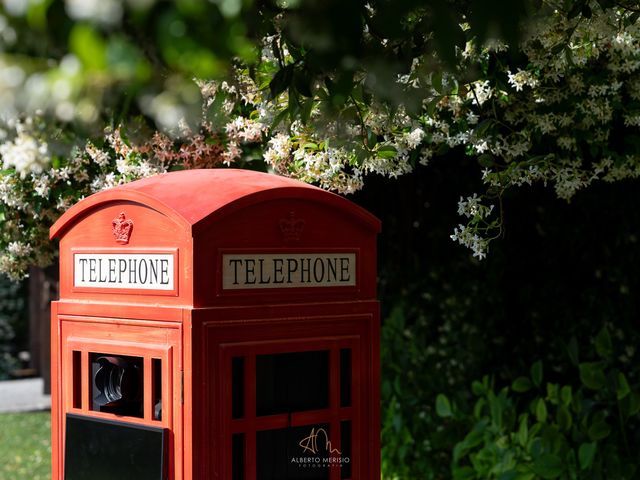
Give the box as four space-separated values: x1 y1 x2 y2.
340 349 351 408
257 424 332 480
340 421 352 479
72 351 81 409
152 358 162 421
90 353 143 418
232 357 244 419
232 433 244 480
256 350 329 416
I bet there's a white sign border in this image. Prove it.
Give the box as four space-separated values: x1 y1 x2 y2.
70 248 179 296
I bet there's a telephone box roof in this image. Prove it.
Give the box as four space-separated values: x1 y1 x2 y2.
50 169 380 239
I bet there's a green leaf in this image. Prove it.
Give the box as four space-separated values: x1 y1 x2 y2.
579 442 597 470
567 337 579 366
26 0 53 30
436 394 452 417
622 392 640 417
376 145 398 159
617 373 631 400
514 474 536 480
478 153 495 168
531 361 543 387
426 96 441 116
431 71 443 94
473 397 486 418
536 398 548 423
568 1 583 19
366 128 378 148
299 98 314 124
269 108 289 130
459 426 484 453
472 380 486 395
546 383 558 402
70 24 107 71
512 377 533 393
532 454 564 479
293 68 313 97
556 405 572 431
453 466 476 480
474 118 495 137
560 386 572 406
106 37 151 81
595 327 612 359
588 420 611 441
528 437 543 459
436 142 450 156
596 0 615 10
269 64 294 99
488 390 505 428
288 88 300 118
579 362 606 390
517 415 529 447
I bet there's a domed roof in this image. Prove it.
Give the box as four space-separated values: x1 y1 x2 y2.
50 169 380 239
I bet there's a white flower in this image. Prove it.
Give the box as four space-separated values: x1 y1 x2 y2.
32 174 50 197
224 117 267 143
467 80 492 106
86 143 110 167
404 128 425 149
507 69 539 91
263 133 293 172
7 240 31 257
457 194 494 219
450 224 488 260
0 133 50 178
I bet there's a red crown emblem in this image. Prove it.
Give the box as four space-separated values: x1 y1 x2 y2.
279 212 305 243
112 212 134 244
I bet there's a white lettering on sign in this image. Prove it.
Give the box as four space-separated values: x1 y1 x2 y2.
74 253 174 290
223 253 356 290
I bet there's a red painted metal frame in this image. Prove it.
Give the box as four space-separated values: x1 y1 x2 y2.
51 314 183 480
196 309 379 480
220 337 361 480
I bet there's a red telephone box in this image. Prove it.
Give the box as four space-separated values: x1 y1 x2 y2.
50 169 380 480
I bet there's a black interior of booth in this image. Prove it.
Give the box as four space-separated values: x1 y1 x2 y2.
64 414 166 480
231 348 353 479
256 350 330 416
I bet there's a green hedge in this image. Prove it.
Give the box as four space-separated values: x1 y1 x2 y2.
0 275 26 379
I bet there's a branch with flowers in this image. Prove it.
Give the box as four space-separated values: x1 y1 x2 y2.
1 1 640 280
195 3 640 259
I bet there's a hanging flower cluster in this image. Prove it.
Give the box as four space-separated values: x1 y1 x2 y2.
196 4 640 259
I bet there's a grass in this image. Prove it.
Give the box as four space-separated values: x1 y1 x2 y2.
0 411 51 480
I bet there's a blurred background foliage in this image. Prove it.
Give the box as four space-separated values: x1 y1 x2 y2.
0 275 26 380
0 0 530 131
352 155 640 478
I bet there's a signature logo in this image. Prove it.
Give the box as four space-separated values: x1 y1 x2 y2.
299 427 341 456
